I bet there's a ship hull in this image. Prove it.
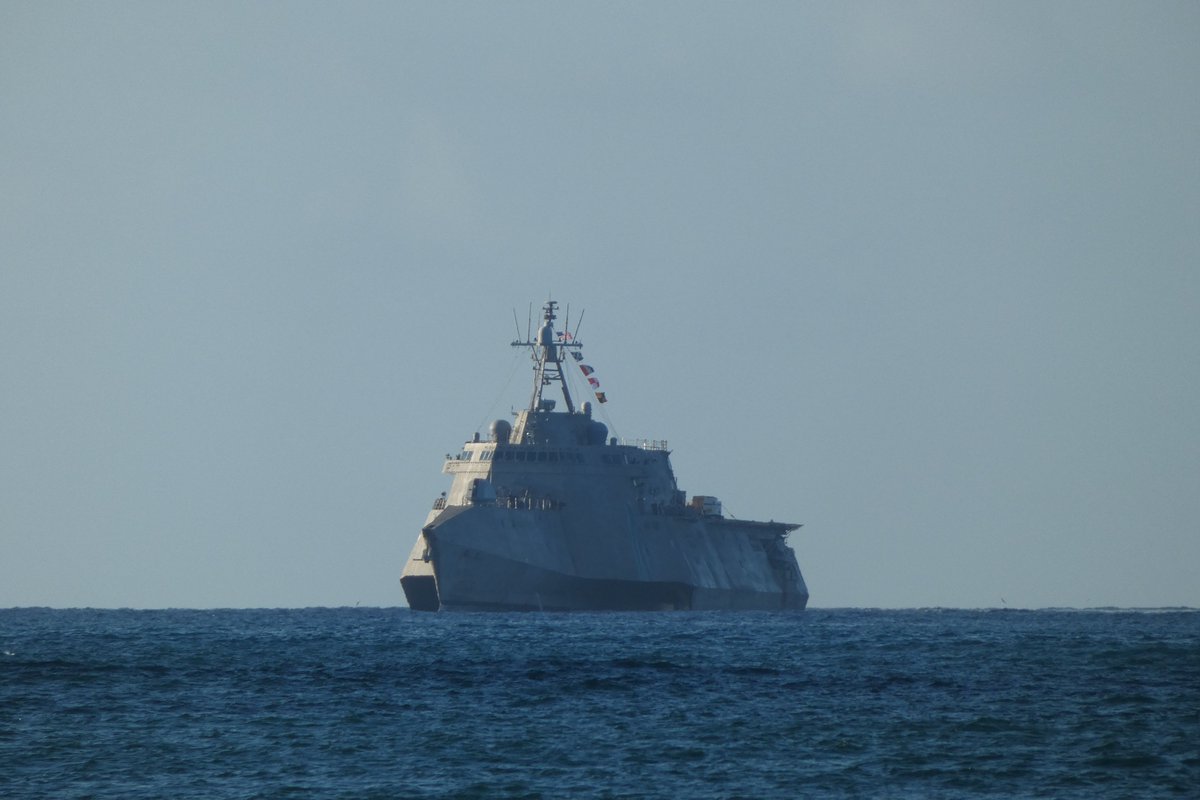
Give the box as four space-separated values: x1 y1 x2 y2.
400 506 808 612
404 547 807 611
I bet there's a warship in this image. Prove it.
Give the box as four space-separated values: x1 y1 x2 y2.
400 300 809 611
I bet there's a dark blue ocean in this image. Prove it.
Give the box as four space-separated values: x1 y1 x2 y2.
2 609 1197 799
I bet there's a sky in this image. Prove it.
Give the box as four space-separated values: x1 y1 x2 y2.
2 1 1197 609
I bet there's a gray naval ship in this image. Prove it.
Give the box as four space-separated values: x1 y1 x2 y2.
400 300 808 611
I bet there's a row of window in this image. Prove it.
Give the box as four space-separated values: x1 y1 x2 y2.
461 448 662 467
481 449 585 464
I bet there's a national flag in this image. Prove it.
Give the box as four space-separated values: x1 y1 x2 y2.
556 331 573 341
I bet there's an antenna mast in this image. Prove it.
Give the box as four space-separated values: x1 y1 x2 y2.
511 299 582 414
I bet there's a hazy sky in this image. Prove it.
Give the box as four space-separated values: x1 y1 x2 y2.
3 2 1197 609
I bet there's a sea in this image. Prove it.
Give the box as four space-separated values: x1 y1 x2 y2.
2 608 1197 799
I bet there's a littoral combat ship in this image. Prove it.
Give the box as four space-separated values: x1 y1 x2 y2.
400 300 808 611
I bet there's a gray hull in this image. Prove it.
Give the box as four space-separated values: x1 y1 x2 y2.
401 504 808 612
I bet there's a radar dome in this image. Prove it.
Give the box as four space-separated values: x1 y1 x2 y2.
490 419 512 444
587 420 608 446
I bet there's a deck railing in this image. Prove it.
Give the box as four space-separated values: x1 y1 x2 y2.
622 438 669 451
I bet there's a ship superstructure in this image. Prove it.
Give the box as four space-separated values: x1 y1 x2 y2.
400 300 808 611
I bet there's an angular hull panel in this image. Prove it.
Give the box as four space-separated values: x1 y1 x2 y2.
400 506 809 612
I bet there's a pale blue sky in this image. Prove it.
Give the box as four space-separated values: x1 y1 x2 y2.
2 1 1197 608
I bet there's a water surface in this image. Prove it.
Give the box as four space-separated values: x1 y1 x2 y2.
3 608 1197 798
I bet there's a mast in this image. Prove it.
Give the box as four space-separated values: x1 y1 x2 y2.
511 299 582 414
